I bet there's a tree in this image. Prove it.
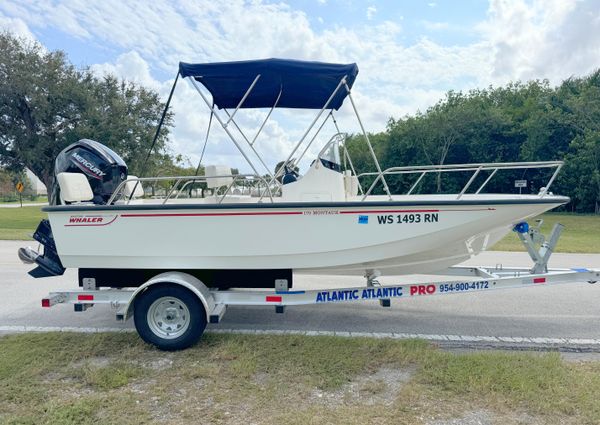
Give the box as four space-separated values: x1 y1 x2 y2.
357 71 600 211
385 91 474 194
557 71 600 212
0 167 29 201
0 32 173 198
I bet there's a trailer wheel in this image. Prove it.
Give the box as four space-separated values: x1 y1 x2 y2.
133 284 206 351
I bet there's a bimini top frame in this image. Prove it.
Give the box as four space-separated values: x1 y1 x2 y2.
144 58 391 197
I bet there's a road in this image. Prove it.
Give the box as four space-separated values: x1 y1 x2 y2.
0 202 48 208
2 240 600 350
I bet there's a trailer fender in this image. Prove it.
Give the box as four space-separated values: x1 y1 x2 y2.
123 272 215 322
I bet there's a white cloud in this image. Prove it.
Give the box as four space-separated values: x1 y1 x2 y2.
366 6 377 20
422 20 451 31
478 0 600 84
0 12 36 42
90 51 159 90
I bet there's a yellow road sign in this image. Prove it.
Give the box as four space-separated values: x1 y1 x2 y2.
16 182 24 193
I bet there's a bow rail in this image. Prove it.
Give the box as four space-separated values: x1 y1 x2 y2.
357 160 563 200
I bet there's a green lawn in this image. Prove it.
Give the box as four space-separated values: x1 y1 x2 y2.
492 213 600 253
0 196 47 204
0 205 45 240
0 332 599 424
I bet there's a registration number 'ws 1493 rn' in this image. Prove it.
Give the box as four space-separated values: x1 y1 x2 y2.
377 213 439 224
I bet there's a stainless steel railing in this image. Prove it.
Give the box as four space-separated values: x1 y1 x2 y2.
357 161 563 200
107 160 563 206
107 174 276 205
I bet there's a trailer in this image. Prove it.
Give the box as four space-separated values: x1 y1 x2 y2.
40 222 599 350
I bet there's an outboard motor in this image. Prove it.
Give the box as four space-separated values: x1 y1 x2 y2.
19 139 128 277
50 139 128 205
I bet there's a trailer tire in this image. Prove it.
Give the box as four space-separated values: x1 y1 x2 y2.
133 284 206 351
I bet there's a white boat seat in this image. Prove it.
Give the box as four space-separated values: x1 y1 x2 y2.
205 165 233 189
57 172 94 203
123 176 144 198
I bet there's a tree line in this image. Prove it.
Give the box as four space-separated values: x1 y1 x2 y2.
347 73 600 213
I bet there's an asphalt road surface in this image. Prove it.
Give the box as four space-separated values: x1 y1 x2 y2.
2 240 600 350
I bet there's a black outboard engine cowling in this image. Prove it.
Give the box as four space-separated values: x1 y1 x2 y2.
51 139 128 205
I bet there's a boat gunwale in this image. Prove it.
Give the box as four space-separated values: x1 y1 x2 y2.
43 196 570 213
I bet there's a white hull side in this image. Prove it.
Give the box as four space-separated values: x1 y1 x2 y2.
47 197 564 276
298 225 511 276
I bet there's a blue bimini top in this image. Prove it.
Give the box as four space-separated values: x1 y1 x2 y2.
178 58 359 110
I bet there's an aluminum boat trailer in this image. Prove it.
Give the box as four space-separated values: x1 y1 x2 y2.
40 222 599 350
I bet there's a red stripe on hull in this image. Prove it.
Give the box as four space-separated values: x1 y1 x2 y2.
121 211 303 218
340 209 440 214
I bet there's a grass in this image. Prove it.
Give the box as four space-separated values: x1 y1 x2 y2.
0 332 599 424
0 205 45 240
0 196 47 204
492 213 600 253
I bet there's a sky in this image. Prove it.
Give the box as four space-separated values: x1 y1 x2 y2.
1 0 600 173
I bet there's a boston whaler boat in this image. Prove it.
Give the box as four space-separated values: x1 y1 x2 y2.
20 59 596 350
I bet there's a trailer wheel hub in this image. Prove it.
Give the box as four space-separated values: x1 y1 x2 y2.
147 296 191 339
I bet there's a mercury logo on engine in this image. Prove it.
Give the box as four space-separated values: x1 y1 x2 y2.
71 152 106 179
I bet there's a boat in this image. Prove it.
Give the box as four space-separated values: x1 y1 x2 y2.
19 59 568 288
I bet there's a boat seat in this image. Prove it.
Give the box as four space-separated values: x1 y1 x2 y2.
205 165 233 189
282 172 297 184
57 172 94 204
123 176 144 199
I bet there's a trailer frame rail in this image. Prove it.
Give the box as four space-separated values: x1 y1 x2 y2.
42 266 599 321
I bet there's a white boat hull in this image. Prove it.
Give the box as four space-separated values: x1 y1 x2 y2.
46 195 567 276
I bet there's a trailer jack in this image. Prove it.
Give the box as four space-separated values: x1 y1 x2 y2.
366 269 390 307
514 220 563 274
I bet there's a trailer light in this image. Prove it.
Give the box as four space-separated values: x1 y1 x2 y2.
41 299 51 308
78 294 94 301
266 296 282 303
533 278 546 284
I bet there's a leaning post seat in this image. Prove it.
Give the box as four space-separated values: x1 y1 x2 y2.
205 165 233 189
123 176 144 199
